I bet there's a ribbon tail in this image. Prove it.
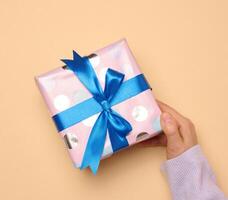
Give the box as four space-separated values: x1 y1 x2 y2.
108 126 129 152
80 111 108 174
107 110 132 152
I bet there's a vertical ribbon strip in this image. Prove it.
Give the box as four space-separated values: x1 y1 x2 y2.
62 51 132 174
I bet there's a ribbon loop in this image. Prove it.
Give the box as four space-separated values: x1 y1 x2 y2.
104 68 125 101
62 51 105 103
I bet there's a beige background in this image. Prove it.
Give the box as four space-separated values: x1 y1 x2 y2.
0 0 228 199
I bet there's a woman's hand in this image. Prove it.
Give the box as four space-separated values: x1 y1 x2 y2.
142 100 198 159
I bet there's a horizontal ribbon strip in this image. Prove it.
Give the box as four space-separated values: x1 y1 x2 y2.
53 73 151 132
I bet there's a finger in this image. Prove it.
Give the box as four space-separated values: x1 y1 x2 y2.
139 134 167 147
179 119 198 146
157 100 197 143
157 100 187 125
160 112 183 148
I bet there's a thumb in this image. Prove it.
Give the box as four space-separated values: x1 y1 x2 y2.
160 112 183 150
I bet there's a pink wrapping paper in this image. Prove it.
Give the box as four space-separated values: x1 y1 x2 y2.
35 39 162 168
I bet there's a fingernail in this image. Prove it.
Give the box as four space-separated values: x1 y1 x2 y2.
162 113 173 124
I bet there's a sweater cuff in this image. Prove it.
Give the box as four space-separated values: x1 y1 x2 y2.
161 145 213 183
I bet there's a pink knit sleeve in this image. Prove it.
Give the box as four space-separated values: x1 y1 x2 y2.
161 145 227 200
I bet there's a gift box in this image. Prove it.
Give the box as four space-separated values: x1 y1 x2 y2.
35 39 162 173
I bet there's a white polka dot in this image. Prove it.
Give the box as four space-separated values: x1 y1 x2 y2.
99 67 108 83
123 63 134 76
53 95 71 111
82 113 99 127
113 49 122 58
74 163 80 168
72 89 90 104
44 79 56 91
89 56 100 68
102 145 113 157
132 105 148 122
103 133 112 156
152 116 161 132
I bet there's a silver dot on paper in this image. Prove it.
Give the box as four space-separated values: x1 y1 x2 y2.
136 132 150 142
64 133 78 149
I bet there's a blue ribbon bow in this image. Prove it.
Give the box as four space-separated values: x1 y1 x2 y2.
62 51 132 174
55 51 151 174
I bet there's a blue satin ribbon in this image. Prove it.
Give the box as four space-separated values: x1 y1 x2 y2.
54 51 150 174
